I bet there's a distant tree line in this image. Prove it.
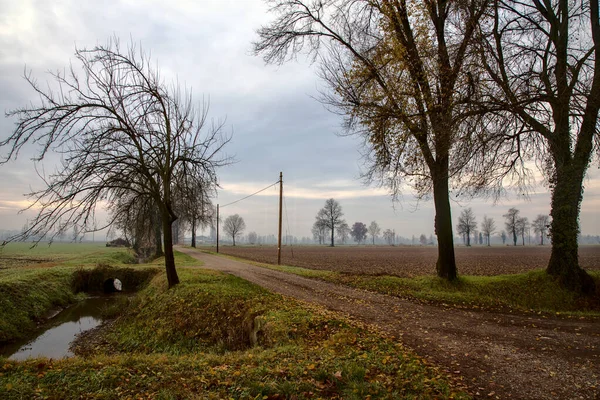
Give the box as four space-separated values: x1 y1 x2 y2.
311 199 433 246
456 208 551 247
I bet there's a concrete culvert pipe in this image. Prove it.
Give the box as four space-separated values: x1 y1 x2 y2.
103 278 123 293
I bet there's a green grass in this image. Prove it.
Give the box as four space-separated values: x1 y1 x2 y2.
0 242 202 269
0 267 470 399
339 270 600 316
0 267 80 342
0 242 113 257
0 243 199 342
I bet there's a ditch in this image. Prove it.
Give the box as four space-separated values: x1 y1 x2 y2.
0 295 120 360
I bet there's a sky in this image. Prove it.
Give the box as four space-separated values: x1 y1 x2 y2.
0 0 598 241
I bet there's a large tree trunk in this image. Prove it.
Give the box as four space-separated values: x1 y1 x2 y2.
547 164 595 294
162 212 180 288
191 217 197 248
153 209 163 258
432 170 457 281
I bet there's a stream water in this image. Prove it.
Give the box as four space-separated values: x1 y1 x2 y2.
0 296 118 360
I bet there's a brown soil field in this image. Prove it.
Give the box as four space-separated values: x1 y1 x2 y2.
217 245 600 277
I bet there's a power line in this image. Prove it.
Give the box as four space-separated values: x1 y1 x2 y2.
219 181 280 209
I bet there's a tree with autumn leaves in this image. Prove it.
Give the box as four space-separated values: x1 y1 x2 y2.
256 0 598 294
255 0 496 281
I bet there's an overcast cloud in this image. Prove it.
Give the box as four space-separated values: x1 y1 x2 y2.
0 0 598 241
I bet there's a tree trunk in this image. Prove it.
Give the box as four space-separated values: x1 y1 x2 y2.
513 230 517 246
233 234 236 246
191 217 196 248
331 224 335 247
153 208 163 258
547 164 595 294
162 212 180 288
432 172 457 281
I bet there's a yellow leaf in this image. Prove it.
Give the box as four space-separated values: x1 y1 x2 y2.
6 384 12 391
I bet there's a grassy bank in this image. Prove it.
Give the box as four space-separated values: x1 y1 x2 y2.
340 271 600 315
0 267 80 342
1 267 469 399
0 244 197 342
210 251 600 316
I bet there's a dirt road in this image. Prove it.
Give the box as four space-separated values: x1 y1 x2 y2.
178 247 600 399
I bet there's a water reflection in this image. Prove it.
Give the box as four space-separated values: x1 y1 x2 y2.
1 297 116 360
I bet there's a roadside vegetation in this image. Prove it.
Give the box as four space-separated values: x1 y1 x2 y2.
0 248 470 399
209 248 600 317
340 271 600 316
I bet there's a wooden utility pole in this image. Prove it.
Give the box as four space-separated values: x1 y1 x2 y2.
216 204 219 253
277 171 283 265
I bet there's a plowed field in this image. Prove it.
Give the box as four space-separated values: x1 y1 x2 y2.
217 245 600 277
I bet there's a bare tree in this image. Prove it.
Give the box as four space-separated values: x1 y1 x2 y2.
532 214 551 245
336 222 350 244
419 234 428 246
500 230 507 245
0 39 231 287
481 216 496 246
368 221 381 245
317 198 346 247
383 229 395 246
516 217 529 246
223 214 246 246
248 231 258 245
255 0 498 281
312 218 328 245
503 208 520 246
171 219 185 246
109 190 163 259
350 222 367 244
457 208 477 246
479 0 598 293
175 176 216 248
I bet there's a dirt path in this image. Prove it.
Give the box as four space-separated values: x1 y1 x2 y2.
178 247 600 399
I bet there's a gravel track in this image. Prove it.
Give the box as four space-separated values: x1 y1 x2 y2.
178 247 600 399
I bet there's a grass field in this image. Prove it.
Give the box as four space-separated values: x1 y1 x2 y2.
0 244 469 399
